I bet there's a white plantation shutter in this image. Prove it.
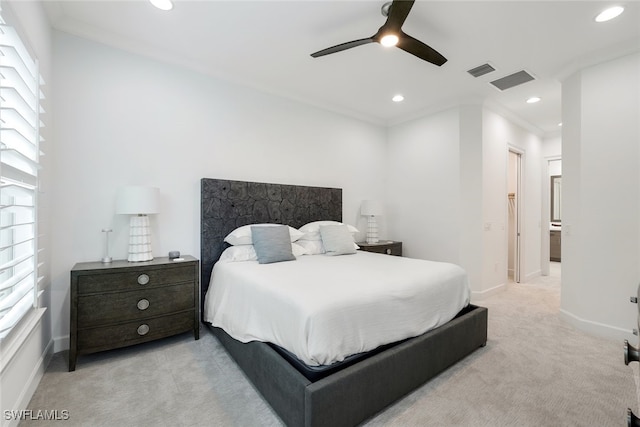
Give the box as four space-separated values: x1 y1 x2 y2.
0 8 44 340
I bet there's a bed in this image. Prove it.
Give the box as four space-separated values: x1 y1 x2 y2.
200 178 487 427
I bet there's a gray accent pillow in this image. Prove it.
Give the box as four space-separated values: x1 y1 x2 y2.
320 224 357 256
251 225 296 264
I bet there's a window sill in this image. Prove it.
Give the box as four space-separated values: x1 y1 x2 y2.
0 307 47 374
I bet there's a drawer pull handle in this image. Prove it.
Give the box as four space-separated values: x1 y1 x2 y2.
137 324 150 336
625 340 640 365
386 249 392 255
137 274 150 285
137 299 150 311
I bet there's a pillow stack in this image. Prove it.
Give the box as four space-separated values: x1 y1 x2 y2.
296 221 359 255
221 223 306 264
219 221 360 264
224 224 304 246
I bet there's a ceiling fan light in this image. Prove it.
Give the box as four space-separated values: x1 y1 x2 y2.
595 6 624 22
380 34 399 47
149 0 173 11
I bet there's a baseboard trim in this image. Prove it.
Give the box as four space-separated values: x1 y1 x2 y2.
523 269 542 282
14 338 54 407
3 332 54 427
53 335 69 353
471 282 506 300
560 308 633 342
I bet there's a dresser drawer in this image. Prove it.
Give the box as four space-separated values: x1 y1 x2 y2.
77 311 195 353
77 282 195 327
76 264 193 294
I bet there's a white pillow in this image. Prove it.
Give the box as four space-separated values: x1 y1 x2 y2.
292 242 309 257
219 245 257 262
320 224 357 256
296 238 359 255
299 221 359 241
219 243 307 262
295 239 325 255
224 224 304 246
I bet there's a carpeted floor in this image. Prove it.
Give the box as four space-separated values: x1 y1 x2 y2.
22 263 636 426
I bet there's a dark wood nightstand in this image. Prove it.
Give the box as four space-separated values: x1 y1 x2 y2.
357 241 402 256
69 256 199 371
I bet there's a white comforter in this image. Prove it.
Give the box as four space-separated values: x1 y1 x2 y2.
204 251 470 366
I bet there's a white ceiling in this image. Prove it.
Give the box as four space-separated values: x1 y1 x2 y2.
43 0 640 136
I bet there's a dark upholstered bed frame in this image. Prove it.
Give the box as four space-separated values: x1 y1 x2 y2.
200 178 488 427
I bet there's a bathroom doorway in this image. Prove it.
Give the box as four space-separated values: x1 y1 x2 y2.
508 149 522 283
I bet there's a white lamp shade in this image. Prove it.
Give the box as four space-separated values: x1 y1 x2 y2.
116 186 160 215
361 200 383 216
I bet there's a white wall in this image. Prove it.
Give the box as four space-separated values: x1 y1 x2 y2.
561 52 640 340
482 109 543 291
385 108 461 263
0 2 53 425
385 105 543 296
542 136 562 159
548 159 562 176
458 106 484 294
49 32 388 349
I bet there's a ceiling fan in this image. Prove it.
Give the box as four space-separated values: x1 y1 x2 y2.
310 0 447 66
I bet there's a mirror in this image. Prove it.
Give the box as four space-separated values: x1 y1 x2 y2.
550 175 562 222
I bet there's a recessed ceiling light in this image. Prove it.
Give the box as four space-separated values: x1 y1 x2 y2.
381 34 399 47
150 0 173 11
526 96 541 104
595 6 624 22
558 122 563 127
392 94 404 102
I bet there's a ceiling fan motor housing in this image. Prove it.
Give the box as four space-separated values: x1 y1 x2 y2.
381 2 392 17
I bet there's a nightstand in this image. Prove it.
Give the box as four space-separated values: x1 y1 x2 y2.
69 256 199 371
357 241 403 256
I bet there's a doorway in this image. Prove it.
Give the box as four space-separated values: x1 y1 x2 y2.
507 149 522 283
542 157 562 276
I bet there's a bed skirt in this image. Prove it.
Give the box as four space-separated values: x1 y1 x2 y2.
208 304 488 427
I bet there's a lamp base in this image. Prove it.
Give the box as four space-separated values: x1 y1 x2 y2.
366 215 379 244
128 215 154 262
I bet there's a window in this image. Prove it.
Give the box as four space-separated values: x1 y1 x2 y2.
0 8 44 341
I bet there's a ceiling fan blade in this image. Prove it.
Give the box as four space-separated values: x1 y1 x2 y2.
396 32 447 66
311 37 375 58
384 0 415 31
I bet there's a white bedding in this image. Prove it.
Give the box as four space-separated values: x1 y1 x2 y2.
204 251 470 366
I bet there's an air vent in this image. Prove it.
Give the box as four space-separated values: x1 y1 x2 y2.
490 70 535 91
467 63 496 78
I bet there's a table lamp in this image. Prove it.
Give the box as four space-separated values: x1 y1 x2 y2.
116 186 159 262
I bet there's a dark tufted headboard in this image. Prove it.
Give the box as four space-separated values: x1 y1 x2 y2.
200 178 342 317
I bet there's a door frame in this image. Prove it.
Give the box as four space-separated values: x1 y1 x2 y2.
507 146 524 283
542 155 562 276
